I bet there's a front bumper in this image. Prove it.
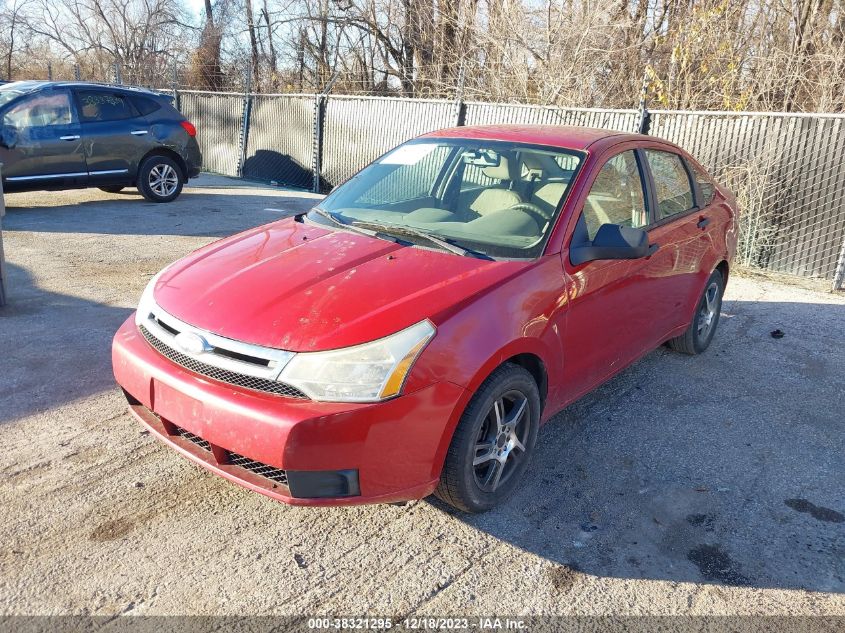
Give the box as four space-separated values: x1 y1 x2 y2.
112 316 467 506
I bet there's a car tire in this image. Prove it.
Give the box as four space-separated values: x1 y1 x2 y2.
137 155 184 203
667 268 724 355
435 363 540 513
98 186 125 194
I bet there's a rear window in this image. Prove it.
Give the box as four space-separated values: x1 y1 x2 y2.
130 96 162 116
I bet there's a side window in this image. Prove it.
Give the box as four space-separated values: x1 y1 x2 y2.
357 144 451 205
76 90 138 123
130 96 162 117
645 150 695 219
3 91 74 128
689 160 716 206
582 150 647 240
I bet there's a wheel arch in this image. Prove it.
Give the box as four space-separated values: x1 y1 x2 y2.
715 259 729 286
503 352 548 411
429 339 554 481
137 147 188 182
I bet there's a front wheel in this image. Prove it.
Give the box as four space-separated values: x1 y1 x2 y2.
435 363 540 513
137 155 184 203
667 269 724 355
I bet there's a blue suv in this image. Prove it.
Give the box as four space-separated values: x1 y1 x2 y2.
0 81 202 202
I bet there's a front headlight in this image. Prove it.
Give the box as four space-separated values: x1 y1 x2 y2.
279 320 436 402
135 268 168 327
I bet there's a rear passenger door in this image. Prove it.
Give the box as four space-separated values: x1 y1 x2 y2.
640 147 714 334
74 89 156 185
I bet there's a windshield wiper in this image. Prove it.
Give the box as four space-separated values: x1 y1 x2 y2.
350 221 489 259
309 207 379 238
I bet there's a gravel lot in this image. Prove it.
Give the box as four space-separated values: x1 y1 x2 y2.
1 175 843 616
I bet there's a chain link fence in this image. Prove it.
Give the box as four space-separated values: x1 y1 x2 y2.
9 62 843 289
175 90 845 289
651 111 845 284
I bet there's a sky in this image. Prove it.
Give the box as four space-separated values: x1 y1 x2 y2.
184 0 205 20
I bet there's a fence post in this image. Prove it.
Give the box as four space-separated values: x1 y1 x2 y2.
636 70 651 134
171 63 181 112
311 94 324 193
47 63 53 81
74 64 81 81
0 163 7 307
833 234 845 291
237 69 253 179
453 63 466 127
311 72 339 194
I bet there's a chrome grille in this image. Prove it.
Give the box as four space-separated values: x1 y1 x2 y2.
227 452 288 485
139 324 307 399
173 425 211 452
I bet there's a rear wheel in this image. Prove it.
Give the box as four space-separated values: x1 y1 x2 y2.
667 269 724 354
137 155 184 203
98 186 125 194
435 364 540 513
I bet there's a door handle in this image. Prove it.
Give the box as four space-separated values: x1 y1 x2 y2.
697 217 711 230
130 130 149 136
59 135 80 141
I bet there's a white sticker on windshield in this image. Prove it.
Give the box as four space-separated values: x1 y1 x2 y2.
380 143 437 165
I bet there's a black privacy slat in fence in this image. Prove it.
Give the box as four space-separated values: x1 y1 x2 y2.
175 88 845 286
650 111 845 281
463 102 640 132
179 92 244 178
243 95 315 189
321 96 457 188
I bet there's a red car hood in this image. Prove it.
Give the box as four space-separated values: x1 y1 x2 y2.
152 218 528 351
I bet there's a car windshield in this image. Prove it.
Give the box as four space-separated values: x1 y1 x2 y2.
0 87 27 109
312 139 584 259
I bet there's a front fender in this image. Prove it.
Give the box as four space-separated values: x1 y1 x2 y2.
410 256 569 478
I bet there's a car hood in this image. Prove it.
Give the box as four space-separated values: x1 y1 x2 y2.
152 218 530 351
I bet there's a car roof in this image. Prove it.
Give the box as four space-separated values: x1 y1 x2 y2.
0 80 168 98
420 124 650 152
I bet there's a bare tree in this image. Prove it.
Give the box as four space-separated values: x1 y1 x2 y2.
188 0 225 90
25 0 191 85
7 0 845 111
0 0 31 80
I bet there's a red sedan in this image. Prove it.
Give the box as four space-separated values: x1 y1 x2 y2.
113 126 737 512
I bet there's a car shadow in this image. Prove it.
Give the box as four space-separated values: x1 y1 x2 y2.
1 189 318 238
429 295 845 594
242 150 313 190
0 262 134 425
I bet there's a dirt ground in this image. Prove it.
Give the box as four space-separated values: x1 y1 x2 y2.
0 175 843 616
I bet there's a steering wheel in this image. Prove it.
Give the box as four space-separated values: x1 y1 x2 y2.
505 202 553 228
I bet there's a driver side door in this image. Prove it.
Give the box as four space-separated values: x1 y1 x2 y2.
0 89 87 191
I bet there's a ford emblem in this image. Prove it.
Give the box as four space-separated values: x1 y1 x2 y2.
174 331 210 355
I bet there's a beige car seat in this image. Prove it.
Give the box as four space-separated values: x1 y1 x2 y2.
519 153 567 216
459 156 522 216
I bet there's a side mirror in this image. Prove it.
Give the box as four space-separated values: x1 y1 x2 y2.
570 223 657 265
0 124 17 149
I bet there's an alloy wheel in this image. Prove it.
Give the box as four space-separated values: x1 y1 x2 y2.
696 280 720 340
472 390 531 493
149 163 179 198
